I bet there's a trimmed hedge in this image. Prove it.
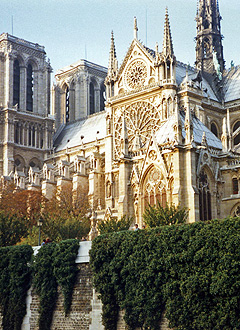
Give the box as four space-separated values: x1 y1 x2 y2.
90 218 240 330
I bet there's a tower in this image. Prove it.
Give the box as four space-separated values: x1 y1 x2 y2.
195 0 224 77
0 33 54 177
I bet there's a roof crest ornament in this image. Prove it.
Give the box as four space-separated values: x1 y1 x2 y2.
134 17 138 40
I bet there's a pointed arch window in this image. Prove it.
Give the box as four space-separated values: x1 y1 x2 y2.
232 178 238 195
66 86 70 123
211 123 218 137
26 64 33 111
13 60 20 107
90 82 95 115
233 121 240 146
100 84 105 111
199 169 212 221
142 168 168 210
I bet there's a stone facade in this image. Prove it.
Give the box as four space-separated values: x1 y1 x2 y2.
2 0 240 231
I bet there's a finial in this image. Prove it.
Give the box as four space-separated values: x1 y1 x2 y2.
134 17 138 39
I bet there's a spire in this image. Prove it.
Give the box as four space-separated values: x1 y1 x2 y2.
134 17 138 39
195 0 224 76
162 7 174 57
107 31 118 77
105 31 118 98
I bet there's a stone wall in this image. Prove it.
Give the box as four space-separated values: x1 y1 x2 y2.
0 241 172 330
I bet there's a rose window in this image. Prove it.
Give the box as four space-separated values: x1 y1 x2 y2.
114 101 161 158
125 60 147 90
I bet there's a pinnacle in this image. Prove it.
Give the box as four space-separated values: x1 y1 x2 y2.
162 7 174 57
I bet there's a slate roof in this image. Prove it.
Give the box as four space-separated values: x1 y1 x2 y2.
54 111 106 152
223 66 240 103
155 111 223 150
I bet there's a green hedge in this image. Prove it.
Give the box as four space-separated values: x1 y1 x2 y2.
0 245 33 330
90 218 240 330
32 239 80 330
0 239 79 330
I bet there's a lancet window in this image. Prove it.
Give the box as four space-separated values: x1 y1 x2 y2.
233 121 240 146
26 64 33 111
142 167 167 210
199 169 212 221
232 178 239 195
13 60 20 107
65 86 70 123
100 84 105 111
90 82 95 114
211 122 218 137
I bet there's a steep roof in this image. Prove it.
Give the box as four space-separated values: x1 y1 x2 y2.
223 66 240 103
155 111 222 150
54 111 106 152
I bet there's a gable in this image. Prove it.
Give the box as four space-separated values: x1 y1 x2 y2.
115 40 157 95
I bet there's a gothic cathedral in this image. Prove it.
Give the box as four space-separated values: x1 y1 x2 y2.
1 0 240 233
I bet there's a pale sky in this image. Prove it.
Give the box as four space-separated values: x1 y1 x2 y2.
1 0 240 79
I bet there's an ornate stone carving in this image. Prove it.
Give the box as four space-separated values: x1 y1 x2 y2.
125 60 147 90
114 101 161 158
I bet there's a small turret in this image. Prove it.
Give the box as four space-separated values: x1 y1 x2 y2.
160 8 176 84
105 31 118 98
162 7 174 58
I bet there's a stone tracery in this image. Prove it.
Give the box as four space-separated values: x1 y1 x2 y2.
125 60 147 90
114 101 161 157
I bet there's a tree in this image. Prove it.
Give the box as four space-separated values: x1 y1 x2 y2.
0 182 44 226
40 184 91 242
98 215 133 235
143 202 188 228
0 212 29 247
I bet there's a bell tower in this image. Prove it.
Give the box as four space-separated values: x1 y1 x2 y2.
195 0 224 77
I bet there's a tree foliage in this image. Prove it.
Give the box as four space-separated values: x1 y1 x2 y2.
0 182 44 225
0 211 29 247
143 201 188 227
97 215 133 235
0 182 91 245
90 217 240 330
40 184 91 242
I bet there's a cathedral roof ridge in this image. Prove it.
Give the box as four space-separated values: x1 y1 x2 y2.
0 32 45 53
56 59 107 76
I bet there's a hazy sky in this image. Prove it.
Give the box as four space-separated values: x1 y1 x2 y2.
1 0 240 79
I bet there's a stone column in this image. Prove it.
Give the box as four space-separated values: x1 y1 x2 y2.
20 65 26 111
